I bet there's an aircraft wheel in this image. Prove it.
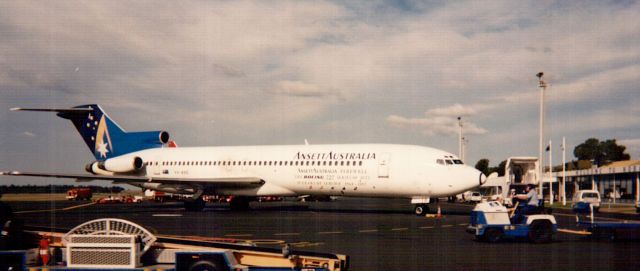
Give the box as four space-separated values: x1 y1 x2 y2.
414 205 429 216
188 260 223 271
184 197 206 212
528 220 553 243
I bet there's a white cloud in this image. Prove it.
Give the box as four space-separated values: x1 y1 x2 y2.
387 104 487 137
269 80 340 98
21 131 36 138
425 103 477 117
0 0 638 174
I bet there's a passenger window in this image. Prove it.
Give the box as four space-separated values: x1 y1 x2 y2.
445 160 453 165
359 161 363 166
306 161 310 166
340 161 344 166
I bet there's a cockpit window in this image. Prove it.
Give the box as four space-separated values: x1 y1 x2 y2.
436 159 444 165
445 160 453 165
453 159 463 164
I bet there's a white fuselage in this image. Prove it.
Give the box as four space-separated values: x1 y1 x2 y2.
116 144 482 199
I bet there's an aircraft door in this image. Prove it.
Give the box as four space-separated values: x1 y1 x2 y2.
378 153 390 178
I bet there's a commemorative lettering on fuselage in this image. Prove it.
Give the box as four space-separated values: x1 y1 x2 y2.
294 152 376 160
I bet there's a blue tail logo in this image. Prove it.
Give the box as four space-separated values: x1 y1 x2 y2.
57 104 169 160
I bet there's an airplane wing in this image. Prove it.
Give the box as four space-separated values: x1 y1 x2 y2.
0 171 265 188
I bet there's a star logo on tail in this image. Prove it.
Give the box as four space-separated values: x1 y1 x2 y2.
97 141 109 158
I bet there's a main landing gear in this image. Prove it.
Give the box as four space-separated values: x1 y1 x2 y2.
184 197 206 212
414 204 430 216
229 196 251 211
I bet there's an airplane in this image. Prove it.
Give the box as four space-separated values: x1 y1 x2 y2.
1 104 486 215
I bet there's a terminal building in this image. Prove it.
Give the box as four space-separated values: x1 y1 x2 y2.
552 160 640 204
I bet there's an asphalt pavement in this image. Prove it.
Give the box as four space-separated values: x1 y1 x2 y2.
7 198 640 271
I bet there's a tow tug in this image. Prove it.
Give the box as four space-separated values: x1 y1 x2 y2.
467 200 557 243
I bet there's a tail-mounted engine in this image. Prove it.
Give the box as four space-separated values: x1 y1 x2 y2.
86 156 143 175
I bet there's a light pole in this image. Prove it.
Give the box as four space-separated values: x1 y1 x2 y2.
461 136 468 164
537 72 547 195
549 139 553 205
562 136 567 206
458 117 463 160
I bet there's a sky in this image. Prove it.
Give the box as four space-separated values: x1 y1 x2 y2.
1 0 639 185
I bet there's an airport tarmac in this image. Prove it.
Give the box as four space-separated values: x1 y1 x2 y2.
7 198 640 271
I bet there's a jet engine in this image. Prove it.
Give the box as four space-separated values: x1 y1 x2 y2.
86 156 143 174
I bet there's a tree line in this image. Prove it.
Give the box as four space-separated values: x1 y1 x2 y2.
475 137 631 176
0 185 125 194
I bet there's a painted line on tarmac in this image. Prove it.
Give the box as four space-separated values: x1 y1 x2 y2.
391 227 408 231
358 229 378 233
441 225 453 228
273 232 301 236
458 223 468 226
419 226 434 229
248 239 286 245
317 231 343 235
15 202 96 214
558 228 592 235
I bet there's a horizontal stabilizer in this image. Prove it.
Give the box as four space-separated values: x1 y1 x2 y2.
10 107 93 114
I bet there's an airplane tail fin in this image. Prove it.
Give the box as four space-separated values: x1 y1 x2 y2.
11 104 169 161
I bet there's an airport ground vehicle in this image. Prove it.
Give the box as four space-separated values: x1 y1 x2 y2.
0 218 349 270
572 190 601 212
65 188 92 201
468 192 482 203
467 201 557 243
573 202 640 240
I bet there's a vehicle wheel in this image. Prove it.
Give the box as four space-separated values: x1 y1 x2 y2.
484 228 503 243
230 197 251 211
595 228 616 241
414 205 429 216
184 197 206 212
188 260 222 271
528 220 553 243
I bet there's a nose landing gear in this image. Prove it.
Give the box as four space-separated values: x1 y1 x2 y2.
414 204 430 216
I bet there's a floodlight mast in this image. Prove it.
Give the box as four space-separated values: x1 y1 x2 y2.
537 72 547 195
458 116 463 161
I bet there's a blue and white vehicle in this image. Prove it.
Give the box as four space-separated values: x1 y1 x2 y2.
467 201 557 243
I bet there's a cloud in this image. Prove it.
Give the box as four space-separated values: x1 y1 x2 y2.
269 80 341 98
425 103 477 117
0 0 638 175
387 104 488 136
21 131 36 138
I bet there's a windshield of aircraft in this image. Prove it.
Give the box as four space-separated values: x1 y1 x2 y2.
436 157 464 165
